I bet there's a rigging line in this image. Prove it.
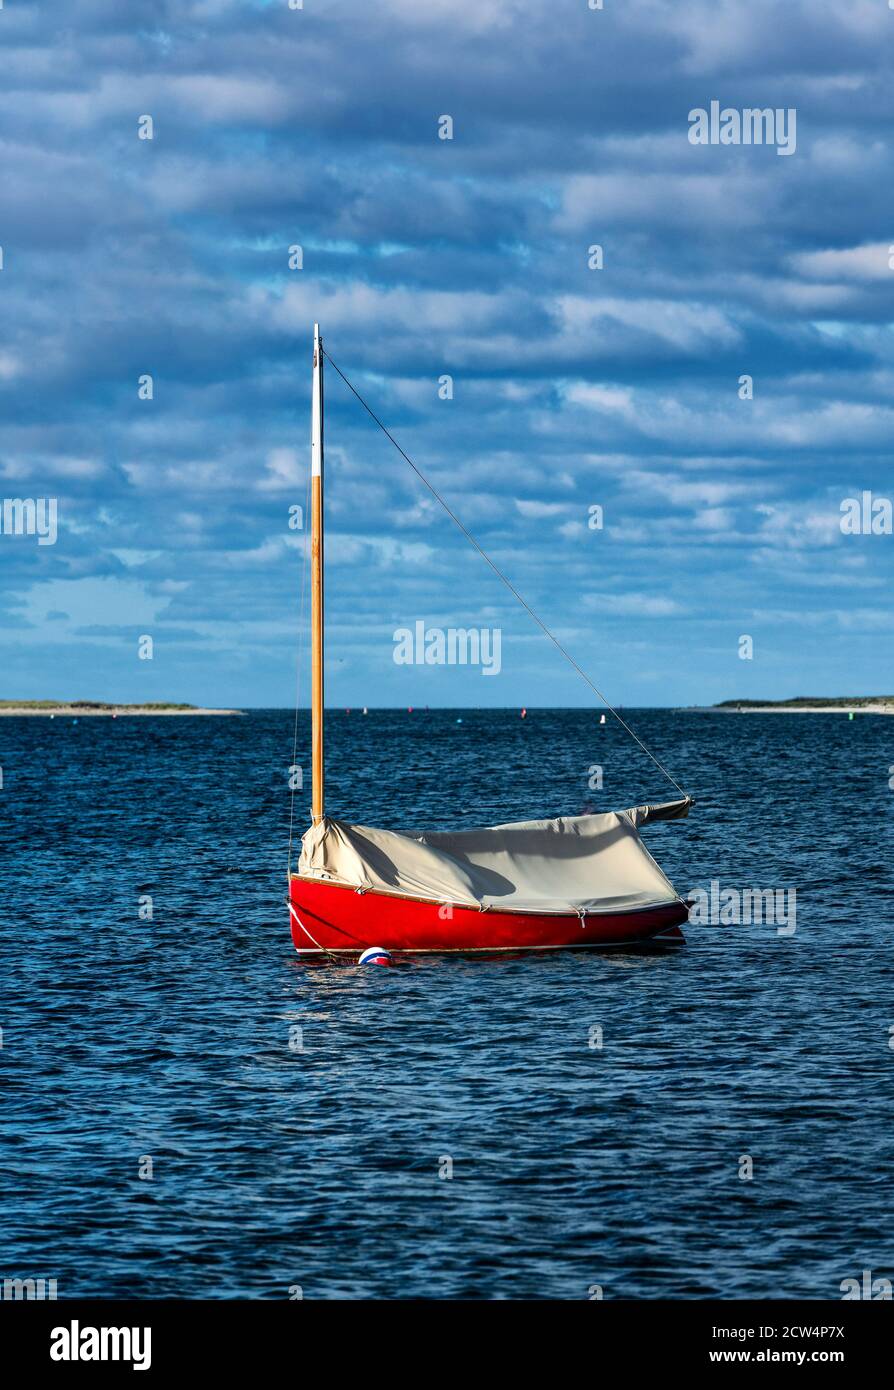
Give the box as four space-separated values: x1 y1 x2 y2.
322 346 690 801
287 463 313 877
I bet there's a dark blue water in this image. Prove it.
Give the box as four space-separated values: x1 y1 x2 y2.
2 709 892 1299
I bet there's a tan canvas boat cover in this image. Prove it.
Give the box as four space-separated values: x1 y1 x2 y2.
298 796 691 915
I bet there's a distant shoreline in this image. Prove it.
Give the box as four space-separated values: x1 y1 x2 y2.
0 702 244 717
684 699 894 716
3 700 889 717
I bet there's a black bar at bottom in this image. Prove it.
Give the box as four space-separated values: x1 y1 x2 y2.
0 1297 889 1375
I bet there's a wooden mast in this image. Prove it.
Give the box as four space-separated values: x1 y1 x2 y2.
311 323 325 824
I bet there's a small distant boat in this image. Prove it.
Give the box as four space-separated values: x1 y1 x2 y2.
288 326 693 955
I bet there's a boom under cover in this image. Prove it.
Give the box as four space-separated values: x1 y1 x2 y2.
298 797 692 916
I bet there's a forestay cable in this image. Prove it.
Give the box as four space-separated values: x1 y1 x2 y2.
321 348 690 801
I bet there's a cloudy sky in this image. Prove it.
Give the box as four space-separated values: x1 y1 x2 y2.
2 0 893 707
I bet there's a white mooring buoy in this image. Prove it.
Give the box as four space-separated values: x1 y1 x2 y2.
358 946 394 967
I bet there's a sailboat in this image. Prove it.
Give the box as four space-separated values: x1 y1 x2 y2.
288 325 693 955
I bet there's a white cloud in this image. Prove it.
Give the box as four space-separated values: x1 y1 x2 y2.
754 502 843 550
624 471 758 507
260 447 303 490
16 577 170 630
514 499 569 518
555 171 770 234
583 592 684 617
558 296 741 354
381 0 516 31
0 352 23 380
793 242 892 283
563 383 636 420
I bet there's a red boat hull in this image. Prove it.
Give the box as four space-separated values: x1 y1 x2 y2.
289 876 687 954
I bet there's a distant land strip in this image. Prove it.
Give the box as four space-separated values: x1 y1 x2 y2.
683 697 894 715
0 701 244 716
